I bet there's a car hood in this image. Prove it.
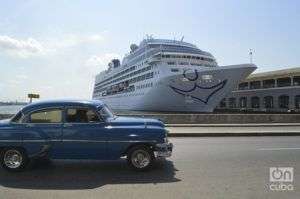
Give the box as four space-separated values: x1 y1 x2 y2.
108 116 164 128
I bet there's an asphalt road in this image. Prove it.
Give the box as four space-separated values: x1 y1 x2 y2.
1 137 300 199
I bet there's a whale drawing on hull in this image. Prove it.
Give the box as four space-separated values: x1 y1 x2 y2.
169 69 227 104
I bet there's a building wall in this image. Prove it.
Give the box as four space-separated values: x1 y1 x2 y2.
218 68 300 112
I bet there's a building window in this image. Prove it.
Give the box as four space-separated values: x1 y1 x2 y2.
262 79 275 88
238 82 249 90
219 98 226 108
295 95 300 109
293 76 300 86
228 98 236 108
278 95 289 109
277 77 291 87
250 81 261 89
251 97 260 108
239 97 247 108
264 96 274 109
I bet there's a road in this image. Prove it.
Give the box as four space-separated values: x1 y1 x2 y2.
167 124 300 136
1 137 300 199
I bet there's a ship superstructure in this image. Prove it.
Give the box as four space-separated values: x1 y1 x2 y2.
93 37 256 112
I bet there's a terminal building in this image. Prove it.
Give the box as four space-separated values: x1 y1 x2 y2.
217 67 300 112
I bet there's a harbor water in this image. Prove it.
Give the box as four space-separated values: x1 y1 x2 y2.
0 105 24 114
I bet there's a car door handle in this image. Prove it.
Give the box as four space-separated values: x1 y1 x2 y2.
26 123 35 128
63 123 73 127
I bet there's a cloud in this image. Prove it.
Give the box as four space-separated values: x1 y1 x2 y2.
0 35 44 58
16 74 28 80
50 34 105 49
83 53 120 76
0 33 106 58
85 53 120 67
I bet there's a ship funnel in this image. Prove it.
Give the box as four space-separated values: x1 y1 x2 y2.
130 44 138 53
111 59 120 68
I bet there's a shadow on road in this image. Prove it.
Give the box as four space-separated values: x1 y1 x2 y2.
0 159 180 190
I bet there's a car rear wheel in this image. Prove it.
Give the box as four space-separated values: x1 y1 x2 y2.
0 148 29 172
127 146 154 171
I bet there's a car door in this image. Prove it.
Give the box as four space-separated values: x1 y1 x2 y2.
60 106 107 159
23 108 63 158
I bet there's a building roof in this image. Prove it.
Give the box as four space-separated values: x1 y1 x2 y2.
246 67 300 81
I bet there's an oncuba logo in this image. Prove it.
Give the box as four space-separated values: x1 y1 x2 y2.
269 167 294 191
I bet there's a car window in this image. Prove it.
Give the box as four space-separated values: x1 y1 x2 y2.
66 108 101 123
30 109 62 123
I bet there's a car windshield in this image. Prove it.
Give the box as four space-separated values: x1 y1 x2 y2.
98 105 115 120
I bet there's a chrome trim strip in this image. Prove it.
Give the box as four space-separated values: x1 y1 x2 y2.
0 140 22 142
0 139 157 143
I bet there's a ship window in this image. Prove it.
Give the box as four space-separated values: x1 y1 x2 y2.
171 68 179 72
165 55 170 58
278 95 289 109
251 97 260 108
293 76 300 86
250 81 261 89
277 77 291 87
179 62 188 65
264 96 274 109
239 97 247 108
238 82 249 90
295 95 300 109
168 62 175 65
263 79 275 88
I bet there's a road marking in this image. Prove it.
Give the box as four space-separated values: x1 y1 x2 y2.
257 147 300 151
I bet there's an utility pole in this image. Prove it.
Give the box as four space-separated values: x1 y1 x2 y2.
249 49 253 64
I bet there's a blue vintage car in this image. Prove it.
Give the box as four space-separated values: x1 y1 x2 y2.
0 100 172 171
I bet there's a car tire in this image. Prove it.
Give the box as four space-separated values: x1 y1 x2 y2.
127 145 154 171
0 148 29 172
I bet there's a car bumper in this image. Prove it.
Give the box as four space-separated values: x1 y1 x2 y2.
154 142 173 158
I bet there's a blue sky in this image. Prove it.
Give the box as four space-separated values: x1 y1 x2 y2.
0 0 299 101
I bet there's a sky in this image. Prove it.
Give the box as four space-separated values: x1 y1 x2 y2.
0 0 300 102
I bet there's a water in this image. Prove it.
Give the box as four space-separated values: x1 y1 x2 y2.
0 105 24 114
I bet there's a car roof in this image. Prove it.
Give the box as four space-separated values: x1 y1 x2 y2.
21 99 104 114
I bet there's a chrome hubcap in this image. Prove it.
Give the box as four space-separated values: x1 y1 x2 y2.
131 149 150 168
4 150 23 169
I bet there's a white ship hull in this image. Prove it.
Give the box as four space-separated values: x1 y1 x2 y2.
94 63 256 112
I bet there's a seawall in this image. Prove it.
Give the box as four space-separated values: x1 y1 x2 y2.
2 113 299 124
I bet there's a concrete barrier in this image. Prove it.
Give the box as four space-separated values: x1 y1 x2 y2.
1 113 300 124
118 114 300 124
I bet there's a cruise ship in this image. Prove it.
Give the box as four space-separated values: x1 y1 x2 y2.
92 37 257 112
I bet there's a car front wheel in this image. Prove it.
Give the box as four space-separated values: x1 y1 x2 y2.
0 148 29 172
127 146 154 171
